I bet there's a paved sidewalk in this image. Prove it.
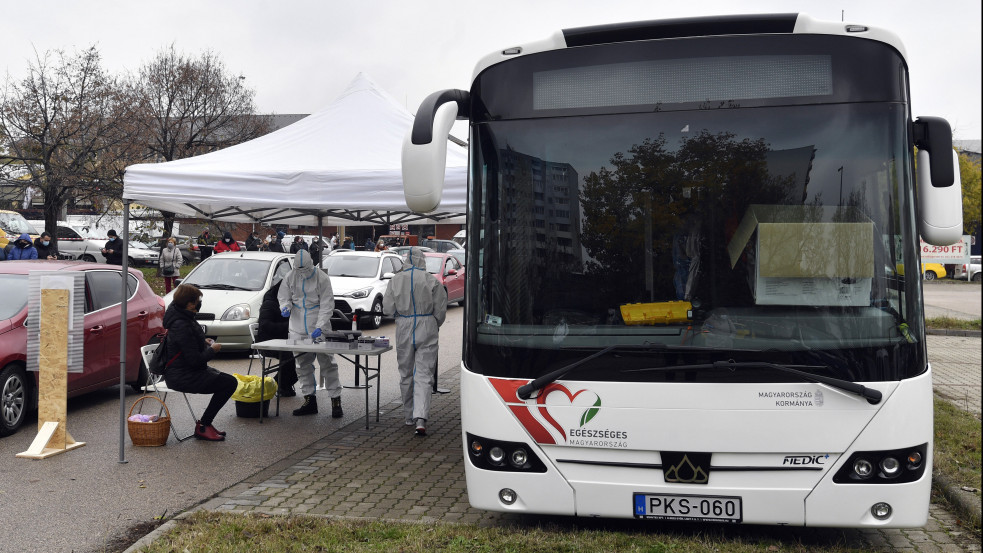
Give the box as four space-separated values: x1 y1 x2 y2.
929 334 981 415
190 335 982 553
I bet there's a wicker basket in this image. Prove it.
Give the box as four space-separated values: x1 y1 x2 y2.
127 395 171 447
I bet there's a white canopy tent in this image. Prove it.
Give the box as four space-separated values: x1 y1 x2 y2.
114 74 468 462
122 72 467 226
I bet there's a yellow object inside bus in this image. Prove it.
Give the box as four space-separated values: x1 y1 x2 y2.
620 301 692 325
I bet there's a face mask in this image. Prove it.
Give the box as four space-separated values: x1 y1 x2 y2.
225 238 232 243
42 240 50 246
18 241 28 248
194 299 203 311
109 237 116 242
166 243 175 250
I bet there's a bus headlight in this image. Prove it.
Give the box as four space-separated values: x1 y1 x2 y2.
879 457 901 478
510 448 528 468
465 433 547 473
833 444 928 484
853 458 874 479
488 447 506 466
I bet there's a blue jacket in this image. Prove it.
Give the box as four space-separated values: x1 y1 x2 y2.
8 233 38 260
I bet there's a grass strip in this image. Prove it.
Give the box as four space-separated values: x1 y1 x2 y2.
139 512 878 553
924 316 982 331
934 396 982 493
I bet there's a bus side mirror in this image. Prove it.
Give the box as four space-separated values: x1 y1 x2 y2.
913 117 962 246
402 89 470 213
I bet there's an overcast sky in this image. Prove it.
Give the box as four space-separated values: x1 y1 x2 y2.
3 0 980 139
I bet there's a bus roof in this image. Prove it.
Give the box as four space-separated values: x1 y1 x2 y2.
471 13 907 82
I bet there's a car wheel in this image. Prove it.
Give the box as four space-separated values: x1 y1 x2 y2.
129 356 150 394
973 273 981 282
0 364 30 437
924 271 937 281
362 297 384 330
80 254 96 263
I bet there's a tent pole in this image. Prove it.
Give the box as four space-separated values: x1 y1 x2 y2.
119 202 131 464
317 214 324 266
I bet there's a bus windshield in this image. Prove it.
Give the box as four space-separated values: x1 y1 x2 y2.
465 41 924 384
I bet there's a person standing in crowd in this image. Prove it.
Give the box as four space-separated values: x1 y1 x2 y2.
213 231 241 254
268 230 286 253
365 237 375 251
329 233 339 251
101 230 122 265
245 231 261 251
162 283 238 441
309 237 323 267
257 279 297 397
278 250 343 418
158 237 183 294
289 235 309 254
383 247 448 436
8 233 39 260
34 232 58 260
197 229 214 260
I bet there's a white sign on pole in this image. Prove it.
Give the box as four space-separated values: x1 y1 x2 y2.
920 236 971 265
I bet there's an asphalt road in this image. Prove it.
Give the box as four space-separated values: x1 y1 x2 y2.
922 279 981 320
0 281 977 552
0 306 463 553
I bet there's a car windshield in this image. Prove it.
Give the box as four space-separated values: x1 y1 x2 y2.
0 213 37 236
183 258 271 291
0 274 29 319
322 255 380 278
424 257 443 274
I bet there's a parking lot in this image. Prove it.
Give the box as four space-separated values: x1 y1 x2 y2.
0 285 980 552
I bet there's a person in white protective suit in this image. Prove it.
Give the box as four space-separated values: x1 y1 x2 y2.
277 250 343 417
382 247 447 436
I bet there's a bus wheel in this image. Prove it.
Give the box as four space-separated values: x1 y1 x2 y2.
924 271 937 281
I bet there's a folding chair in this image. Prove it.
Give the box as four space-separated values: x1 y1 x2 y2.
138 344 199 442
247 322 280 422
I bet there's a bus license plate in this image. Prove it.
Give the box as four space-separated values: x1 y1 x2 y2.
633 493 742 523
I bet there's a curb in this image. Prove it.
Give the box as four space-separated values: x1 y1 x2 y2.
121 513 189 553
926 328 982 337
933 472 982 530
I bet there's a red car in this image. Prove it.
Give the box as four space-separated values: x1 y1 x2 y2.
424 252 465 306
0 261 164 437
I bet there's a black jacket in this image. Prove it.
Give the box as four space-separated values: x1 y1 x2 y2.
256 281 288 354
35 238 58 259
161 303 222 393
103 239 123 265
245 235 260 251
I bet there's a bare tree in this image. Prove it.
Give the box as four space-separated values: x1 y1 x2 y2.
0 46 139 238
133 45 272 237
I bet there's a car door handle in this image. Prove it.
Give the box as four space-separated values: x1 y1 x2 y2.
90 325 104 333
138 310 148 318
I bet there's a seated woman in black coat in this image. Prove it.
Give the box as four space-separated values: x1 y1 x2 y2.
257 280 298 396
163 284 238 441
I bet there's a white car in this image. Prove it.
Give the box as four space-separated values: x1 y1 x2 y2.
163 251 294 350
320 250 403 329
955 255 981 282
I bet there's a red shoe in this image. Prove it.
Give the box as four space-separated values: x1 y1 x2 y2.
196 420 226 436
195 423 225 441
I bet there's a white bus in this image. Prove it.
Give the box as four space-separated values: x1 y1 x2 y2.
402 14 963 527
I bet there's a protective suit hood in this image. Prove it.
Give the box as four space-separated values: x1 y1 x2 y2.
294 250 316 278
408 247 427 271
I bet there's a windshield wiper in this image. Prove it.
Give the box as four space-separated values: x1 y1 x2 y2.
197 283 250 291
515 342 736 400
625 360 882 404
